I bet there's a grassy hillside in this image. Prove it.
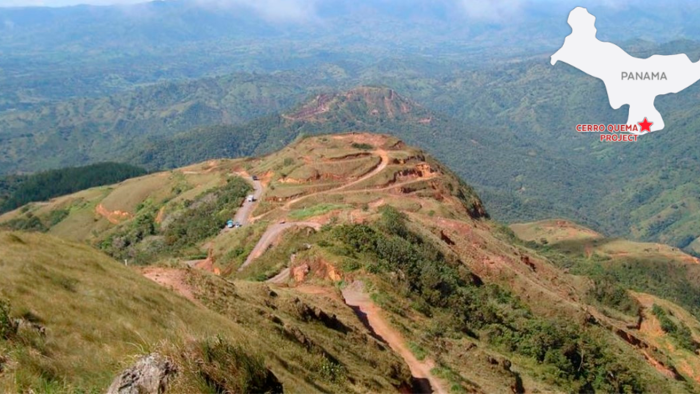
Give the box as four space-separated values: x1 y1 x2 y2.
8 133 700 392
0 159 255 262
0 231 412 393
512 220 700 320
0 230 248 392
0 162 147 214
4 134 700 392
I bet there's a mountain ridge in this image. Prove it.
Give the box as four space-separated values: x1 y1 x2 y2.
2 133 700 392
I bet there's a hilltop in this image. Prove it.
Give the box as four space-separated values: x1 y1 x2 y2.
2 134 700 393
129 86 579 231
127 86 441 170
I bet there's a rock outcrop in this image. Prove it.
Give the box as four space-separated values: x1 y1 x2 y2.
107 353 177 394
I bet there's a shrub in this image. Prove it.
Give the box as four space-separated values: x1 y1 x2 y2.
652 304 698 351
318 355 346 383
588 277 640 316
351 143 374 150
3 213 47 232
328 216 647 392
164 177 250 250
0 299 18 340
47 209 70 227
194 336 282 393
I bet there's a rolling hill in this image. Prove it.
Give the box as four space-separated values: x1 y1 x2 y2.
2 134 700 393
0 72 321 174
3 43 700 260
130 86 594 228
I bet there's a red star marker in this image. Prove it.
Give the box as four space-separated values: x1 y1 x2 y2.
638 117 653 133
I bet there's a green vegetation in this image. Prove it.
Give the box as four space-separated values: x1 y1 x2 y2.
322 207 650 392
163 178 250 249
2 212 47 232
188 336 281 393
289 203 350 220
408 341 427 361
351 142 374 150
98 177 250 263
0 163 146 213
536 244 700 321
587 276 641 317
0 299 17 340
652 305 698 352
431 366 471 394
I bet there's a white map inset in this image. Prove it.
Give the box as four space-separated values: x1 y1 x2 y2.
551 7 700 134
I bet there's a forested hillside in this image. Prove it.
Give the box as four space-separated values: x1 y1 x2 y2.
2 37 699 255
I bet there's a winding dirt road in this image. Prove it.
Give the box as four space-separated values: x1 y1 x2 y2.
248 149 389 223
342 281 448 394
233 178 263 226
237 221 321 272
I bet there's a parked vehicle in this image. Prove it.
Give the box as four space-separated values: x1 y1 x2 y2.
226 220 234 228
251 175 258 181
247 195 255 202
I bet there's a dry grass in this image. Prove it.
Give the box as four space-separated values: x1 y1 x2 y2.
0 230 412 393
510 219 603 244
100 173 174 214
0 231 243 392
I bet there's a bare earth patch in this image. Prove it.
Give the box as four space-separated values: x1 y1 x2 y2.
141 267 198 303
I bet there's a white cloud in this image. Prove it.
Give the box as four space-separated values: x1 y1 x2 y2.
196 0 320 22
456 0 525 21
0 0 321 22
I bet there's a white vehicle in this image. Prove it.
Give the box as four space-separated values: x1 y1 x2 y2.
247 195 255 202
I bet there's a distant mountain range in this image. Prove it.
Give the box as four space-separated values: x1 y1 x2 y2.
1 32 699 256
3 0 700 111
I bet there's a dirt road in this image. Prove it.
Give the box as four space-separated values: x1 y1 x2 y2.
233 178 263 226
185 176 262 271
248 149 388 217
237 221 321 272
342 281 447 394
266 267 291 284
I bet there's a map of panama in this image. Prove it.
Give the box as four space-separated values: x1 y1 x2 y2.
551 7 700 134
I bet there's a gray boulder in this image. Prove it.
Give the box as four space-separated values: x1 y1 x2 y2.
107 353 177 394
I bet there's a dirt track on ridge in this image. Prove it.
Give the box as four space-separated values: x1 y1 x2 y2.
250 149 389 217
238 221 321 272
342 281 448 394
